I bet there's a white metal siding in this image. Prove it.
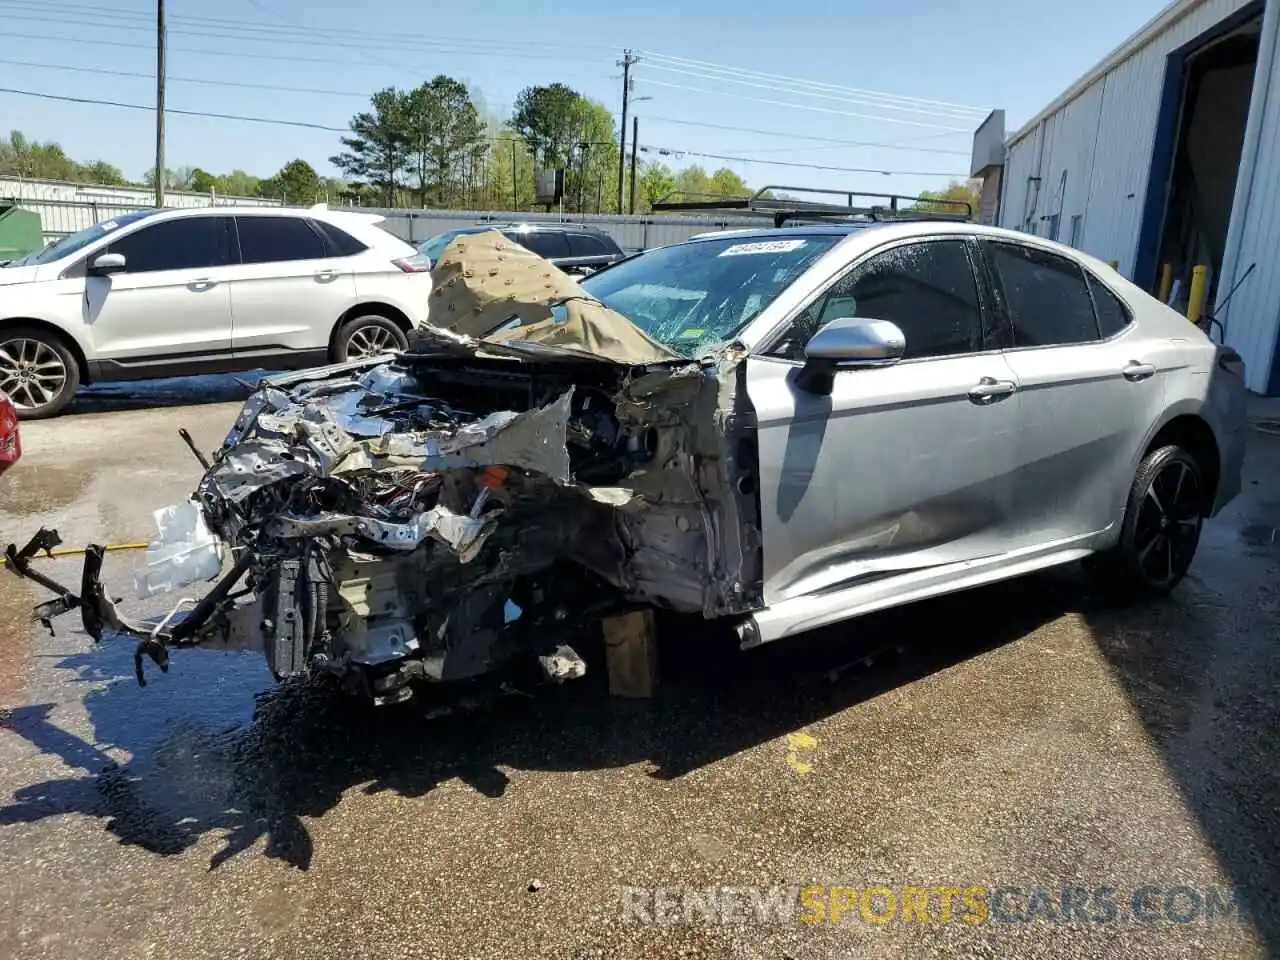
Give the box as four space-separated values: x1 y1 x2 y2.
998 0 1255 277
1219 22 1280 392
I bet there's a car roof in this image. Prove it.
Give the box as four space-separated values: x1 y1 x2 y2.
682 219 1112 266
687 223 871 242
490 222 611 235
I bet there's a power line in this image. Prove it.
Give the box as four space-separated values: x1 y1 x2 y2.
638 78 974 131
0 86 350 131
638 49 989 114
641 62 984 120
0 85 606 150
0 11 588 61
641 115 971 156
638 143 967 178
0 0 615 52
0 58 370 97
0 31 585 69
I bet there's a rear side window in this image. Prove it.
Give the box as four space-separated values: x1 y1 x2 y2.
988 242 1100 346
769 239 983 361
510 230 570 260
236 216 329 264
567 233 616 256
1086 271 1132 337
106 216 234 273
311 219 368 257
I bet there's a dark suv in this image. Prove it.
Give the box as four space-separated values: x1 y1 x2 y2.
418 223 627 277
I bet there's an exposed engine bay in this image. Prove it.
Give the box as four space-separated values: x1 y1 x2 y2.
5 231 764 703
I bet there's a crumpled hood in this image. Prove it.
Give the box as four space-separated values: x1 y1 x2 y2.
427 229 684 365
0 264 41 286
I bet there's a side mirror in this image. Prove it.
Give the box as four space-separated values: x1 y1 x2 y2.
88 252 127 277
796 317 905 395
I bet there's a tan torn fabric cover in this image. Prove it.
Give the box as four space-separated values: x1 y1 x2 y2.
428 229 682 365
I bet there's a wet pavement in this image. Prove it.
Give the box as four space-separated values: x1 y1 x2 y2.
1 386 1278 959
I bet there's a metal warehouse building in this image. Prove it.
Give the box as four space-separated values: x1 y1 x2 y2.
972 0 1280 395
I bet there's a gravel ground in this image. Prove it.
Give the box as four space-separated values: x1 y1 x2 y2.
0 380 1277 959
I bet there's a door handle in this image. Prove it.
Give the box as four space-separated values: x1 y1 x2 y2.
968 376 1017 404
187 278 216 291
314 269 337 281
1122 361 1156 382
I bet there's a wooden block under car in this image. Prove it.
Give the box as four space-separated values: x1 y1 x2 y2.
602 609 658 698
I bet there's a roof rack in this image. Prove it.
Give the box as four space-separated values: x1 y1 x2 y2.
651 185 972 228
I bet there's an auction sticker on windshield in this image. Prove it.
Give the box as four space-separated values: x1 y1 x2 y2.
718 240 807 257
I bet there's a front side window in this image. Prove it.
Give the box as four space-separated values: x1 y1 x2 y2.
768 239 982 361
236 216 328 264
18 210 165 267
988 242 1100 346
105 216 232 273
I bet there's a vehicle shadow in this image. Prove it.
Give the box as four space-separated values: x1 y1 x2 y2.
1078 431 1280 954
0 572 1080 873
65 371 274 416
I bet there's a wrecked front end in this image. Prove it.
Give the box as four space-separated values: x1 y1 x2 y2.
9 330 764 705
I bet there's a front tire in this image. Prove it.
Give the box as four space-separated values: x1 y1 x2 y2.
0 326 80 420
332 314 408 363
1088 444 1204 600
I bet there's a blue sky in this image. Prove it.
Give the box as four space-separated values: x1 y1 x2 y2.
1 0 1168 199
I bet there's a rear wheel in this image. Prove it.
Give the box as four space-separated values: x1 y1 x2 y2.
332 314 408 363
1088 445 1204 599
0 327 80 420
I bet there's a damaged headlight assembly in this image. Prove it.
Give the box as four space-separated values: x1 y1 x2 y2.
5 232 764 704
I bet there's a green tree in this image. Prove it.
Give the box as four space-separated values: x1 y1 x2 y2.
74 160 127 186
259 159 322 204
331 87 411 207
510 84 618 212
915 179 981 218
0 131 76 180
187 167 219 193
405 76 486 207
636 161 677 211
511 83 583 167
217 169 261 198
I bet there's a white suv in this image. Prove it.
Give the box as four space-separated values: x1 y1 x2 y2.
0 205 433 418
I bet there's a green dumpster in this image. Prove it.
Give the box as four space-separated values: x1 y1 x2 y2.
0 204 43 263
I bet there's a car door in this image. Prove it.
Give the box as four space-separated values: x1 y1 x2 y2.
747 237 1024 604
981 240 1165 545
84 215 236 363
228 214 357 359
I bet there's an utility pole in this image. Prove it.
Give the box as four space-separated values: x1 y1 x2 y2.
154 0 166 208
629 116 639 214
616 50 638 213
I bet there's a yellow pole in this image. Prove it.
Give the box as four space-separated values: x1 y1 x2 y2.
1187 265 1209 325
1157 263 1174 303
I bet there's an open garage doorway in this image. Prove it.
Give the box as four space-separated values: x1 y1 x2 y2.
1136 4 1262 306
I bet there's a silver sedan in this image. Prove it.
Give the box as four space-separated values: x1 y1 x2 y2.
574 220 1249 645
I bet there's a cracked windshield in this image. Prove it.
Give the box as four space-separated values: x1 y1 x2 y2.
2 0 1278 958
